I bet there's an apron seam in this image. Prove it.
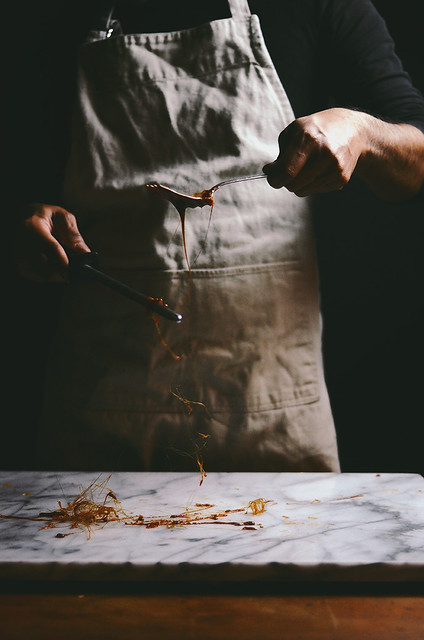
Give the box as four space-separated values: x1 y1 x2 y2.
72 395 321 415
83 16 251 48
116 260 304 278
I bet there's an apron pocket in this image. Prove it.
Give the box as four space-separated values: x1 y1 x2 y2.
53 260 320 414
172 260 320 413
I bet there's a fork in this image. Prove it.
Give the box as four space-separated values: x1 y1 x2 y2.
146 173 266 211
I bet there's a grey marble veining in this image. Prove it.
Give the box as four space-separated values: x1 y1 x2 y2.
1 471 423 582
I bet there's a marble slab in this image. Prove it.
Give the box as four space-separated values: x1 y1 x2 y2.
1 471 423 582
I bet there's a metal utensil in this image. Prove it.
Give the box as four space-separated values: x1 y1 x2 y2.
146 173 266 212
68 252 182 323
209 173 267 190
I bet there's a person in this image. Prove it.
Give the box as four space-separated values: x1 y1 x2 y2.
11 0 424 472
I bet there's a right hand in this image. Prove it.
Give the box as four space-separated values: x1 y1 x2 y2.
262 108 365 197
15 203 90 282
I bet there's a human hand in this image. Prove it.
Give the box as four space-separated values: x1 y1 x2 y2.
15 203 90 282
263 108 367 197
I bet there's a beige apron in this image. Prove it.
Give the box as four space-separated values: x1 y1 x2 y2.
37 0 340 472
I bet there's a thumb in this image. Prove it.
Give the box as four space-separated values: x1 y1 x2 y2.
52 208 91 256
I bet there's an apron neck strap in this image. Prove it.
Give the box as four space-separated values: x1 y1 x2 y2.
228 0 251 20
92 2 115 32
85 3 124 41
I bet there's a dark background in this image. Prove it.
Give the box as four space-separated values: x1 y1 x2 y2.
315 0 424 473
3 1 424 472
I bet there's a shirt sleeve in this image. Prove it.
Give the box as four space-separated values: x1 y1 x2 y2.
321 0 424 132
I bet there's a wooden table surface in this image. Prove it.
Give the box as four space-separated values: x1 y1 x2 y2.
1 582 423 640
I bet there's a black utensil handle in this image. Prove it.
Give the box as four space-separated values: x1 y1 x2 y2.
82 264 182 322
67 251 182 323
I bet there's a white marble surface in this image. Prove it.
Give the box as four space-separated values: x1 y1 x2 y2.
1 471 423 582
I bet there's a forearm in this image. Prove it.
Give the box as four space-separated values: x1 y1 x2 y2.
355 113 424 202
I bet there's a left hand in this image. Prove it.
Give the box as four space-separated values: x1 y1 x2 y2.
15 203 90 283
263 108 366 197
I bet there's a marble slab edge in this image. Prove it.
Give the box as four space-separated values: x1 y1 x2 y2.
1 561 423 583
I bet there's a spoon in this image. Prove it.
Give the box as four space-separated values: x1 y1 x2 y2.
145 173 266 212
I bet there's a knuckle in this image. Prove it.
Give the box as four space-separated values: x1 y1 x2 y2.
333 159 350 186
285 164 298 179
339 172 350 187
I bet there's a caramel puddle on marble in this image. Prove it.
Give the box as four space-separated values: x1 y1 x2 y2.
0 475 273 537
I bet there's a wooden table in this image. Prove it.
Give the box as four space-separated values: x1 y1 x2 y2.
1 581 423 640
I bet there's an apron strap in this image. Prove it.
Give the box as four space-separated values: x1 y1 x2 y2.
228 0 251 20
85 2 123 41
